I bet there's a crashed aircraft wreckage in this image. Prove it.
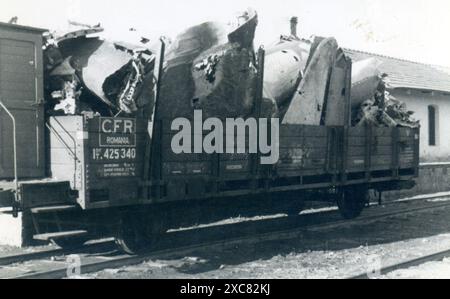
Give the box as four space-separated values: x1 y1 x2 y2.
43 25 156 117
265 18 418 128
41 10 418 129
350 58 419 128
157 8 264 120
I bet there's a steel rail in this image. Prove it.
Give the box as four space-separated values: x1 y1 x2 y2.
349 248 450 279
0 241 114 268
8 196 450 279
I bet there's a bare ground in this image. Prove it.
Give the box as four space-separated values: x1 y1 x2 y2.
80 201 450 279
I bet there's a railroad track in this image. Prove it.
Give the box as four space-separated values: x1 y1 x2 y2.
2 194 450 279
0 247 66 267
349 248 450 279
0 241 114 271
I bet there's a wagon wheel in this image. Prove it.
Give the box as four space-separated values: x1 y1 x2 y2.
337 185 368 219
115 211 166 255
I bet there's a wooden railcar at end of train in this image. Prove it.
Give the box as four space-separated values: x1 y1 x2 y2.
0 22 419 254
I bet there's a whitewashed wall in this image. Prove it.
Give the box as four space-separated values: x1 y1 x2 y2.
393 89 450 163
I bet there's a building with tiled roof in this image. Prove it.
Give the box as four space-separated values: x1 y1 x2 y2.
345 49 450 196
345 49 450 94
346 49 450 161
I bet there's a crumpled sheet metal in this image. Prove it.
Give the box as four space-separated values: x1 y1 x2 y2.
156 22 227 120
157 9 260 120
282 37 339 125
191 43 258 118
263 37 311 110
44 30 155 116
49 57 76 76
164 22 227 68
324 48 351 126
351 57 383 110
350 57 419 129
353 78 419 128
263 34 351 126
60 38 133 108
56 26 104 43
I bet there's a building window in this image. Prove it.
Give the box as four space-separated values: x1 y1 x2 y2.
428 105 439 146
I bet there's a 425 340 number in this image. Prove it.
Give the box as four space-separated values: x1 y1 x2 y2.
92 148 137 161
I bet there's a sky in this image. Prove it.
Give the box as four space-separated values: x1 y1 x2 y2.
1 0 450 67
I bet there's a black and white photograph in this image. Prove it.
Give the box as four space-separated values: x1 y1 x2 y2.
0 0 449 284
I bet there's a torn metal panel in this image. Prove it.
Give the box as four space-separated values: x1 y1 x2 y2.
165 22 226 67
351 57 383 110
56 26 104 43
227 8 258 49
263 37 311 113
282 37 339 125
193 10 258 119
191 43 258 119
325 49 351 126
49 57 76 76
157 22 226 120
59 38 133 108
44 28 155 116
158 9 259 120
353 77 419 128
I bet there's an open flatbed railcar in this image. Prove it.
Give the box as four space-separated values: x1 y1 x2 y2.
0 23 419 253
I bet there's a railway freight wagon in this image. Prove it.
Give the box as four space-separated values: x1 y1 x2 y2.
0 22 419 253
